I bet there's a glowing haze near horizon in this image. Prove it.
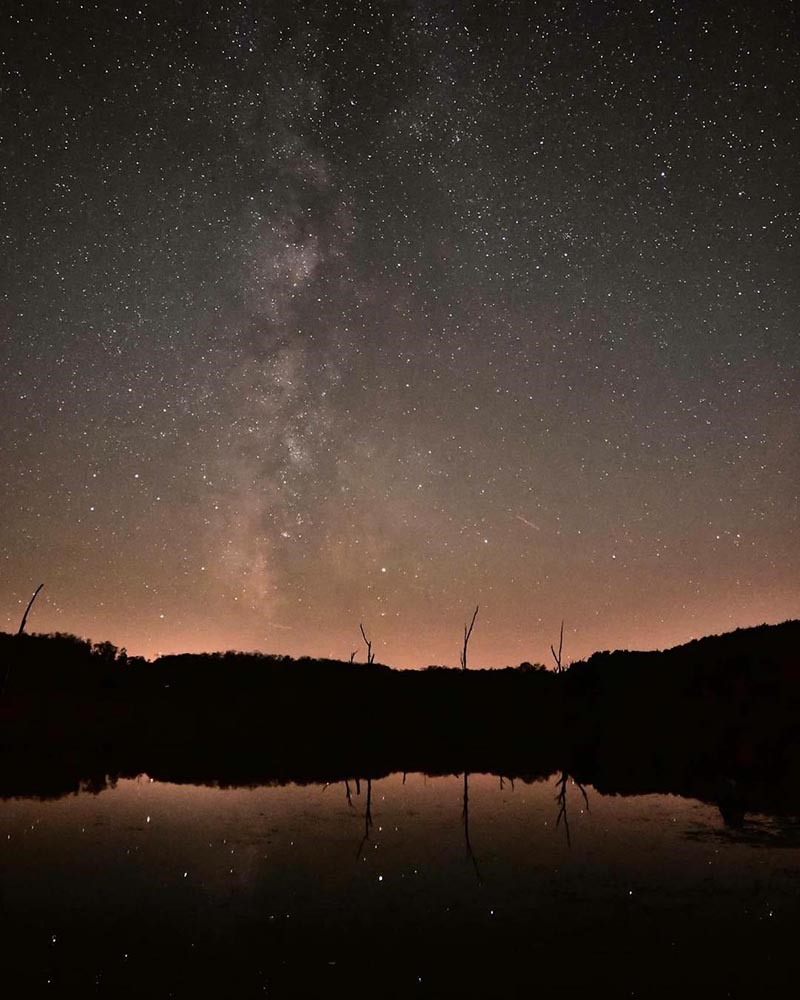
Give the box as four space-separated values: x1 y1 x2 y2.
2 2 798 667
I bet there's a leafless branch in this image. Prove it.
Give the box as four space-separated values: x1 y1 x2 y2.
17 584 44 636
550 620 565 673
460 605 479 671
359 623 375 664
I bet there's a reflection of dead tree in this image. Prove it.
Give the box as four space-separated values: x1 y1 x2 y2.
356 778 373 858
344 780 354 807
460 606 479 671
554 771 589 847
359 624 375 664
554 772 571 845
462 772 482 883
499 775 515 792
550 620 565 673
17 583 44 636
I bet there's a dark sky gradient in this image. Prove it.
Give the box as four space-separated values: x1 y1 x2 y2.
2 1 798 666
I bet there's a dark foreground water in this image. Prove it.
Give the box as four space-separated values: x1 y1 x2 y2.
2 772 799 998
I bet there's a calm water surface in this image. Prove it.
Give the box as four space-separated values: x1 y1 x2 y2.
2 773 799 997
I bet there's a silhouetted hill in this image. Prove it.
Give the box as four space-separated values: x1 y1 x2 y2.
566 618 800 689
562 619 800 791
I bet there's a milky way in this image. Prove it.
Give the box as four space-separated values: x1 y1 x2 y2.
2 2 798 666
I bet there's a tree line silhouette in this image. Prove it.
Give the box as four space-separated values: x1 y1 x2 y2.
2 619 800 817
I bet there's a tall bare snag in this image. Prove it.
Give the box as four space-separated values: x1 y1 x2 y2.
551 620 565 673
359 623 375 664
460 605 479 671
17 584 44 636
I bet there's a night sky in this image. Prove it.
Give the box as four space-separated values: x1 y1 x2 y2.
2 2 798 667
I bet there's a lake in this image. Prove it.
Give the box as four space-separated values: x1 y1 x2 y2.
2 771 799 997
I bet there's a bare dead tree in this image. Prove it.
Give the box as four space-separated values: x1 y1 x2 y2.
2 582 44 696
17 583 44 636
349 650 357 664
460 605 479 671
550 620 565 673
359 624 375 664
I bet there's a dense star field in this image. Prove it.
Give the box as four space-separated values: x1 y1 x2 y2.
1 2 797 667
